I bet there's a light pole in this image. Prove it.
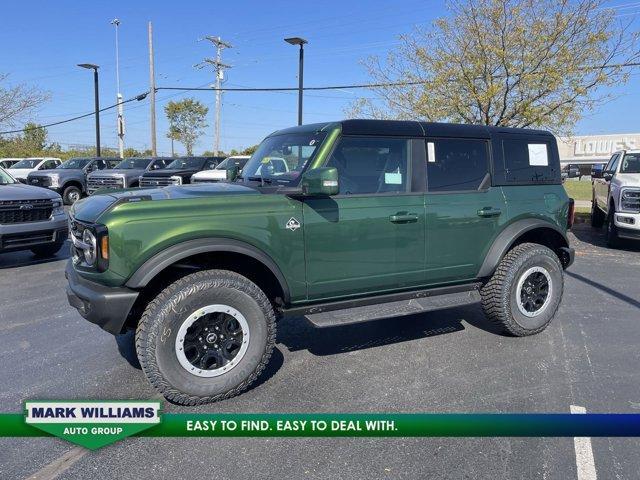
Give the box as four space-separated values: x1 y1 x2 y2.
78 63 101 157
284 37 307 126
111 18 125 158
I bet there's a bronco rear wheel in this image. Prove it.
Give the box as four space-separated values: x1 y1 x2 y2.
481 243 564 336
136 269 276 405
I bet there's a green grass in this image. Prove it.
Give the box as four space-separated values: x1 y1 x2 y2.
563 180 592 201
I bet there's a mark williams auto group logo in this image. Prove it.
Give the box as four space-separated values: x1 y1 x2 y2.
25 401 161 449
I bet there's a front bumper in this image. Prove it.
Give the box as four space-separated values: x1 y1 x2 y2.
65 261 139 335
0 214 68 253
614 212 640 233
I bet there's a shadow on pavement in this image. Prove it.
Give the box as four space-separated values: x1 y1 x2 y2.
566 270 640 310
571 222 640 253
0 242 70 269
278 302 500 356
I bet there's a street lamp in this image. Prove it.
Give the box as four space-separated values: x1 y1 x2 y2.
284 37 307 126
78 63 101 157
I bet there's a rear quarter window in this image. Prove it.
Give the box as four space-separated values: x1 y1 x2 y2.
500 138 560 184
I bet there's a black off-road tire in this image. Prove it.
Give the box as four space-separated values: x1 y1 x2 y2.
136 269 276 405
30 240 65 258
605 208 621 248
481 243 564 337
62 185 82 205
590 199 605 228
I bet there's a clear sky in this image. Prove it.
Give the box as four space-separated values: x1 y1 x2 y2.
1 0 639 156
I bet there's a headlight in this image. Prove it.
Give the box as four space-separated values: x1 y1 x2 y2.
51 200 64 216
82 229 97 265
49 175 59 187
170 175 183 185
620 189 640 212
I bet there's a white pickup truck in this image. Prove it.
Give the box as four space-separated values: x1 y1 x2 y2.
591 149 640 247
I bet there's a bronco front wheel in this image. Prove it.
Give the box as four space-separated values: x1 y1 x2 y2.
135 269 276 405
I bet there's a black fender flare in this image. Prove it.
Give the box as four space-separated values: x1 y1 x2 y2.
125 237 291 303
477 219 569 278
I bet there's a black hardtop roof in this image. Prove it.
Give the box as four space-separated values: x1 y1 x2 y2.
271 119 553 138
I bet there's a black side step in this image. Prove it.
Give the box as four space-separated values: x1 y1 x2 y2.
283 283 482 327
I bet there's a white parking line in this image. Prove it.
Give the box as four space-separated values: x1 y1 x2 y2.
570 405 597 480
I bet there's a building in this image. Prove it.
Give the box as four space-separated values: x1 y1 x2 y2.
556 133 640 166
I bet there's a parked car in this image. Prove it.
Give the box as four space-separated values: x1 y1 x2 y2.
591 149 640 246
0 159 21 169
591 163 606 177
0 167 67 257
87 157 172 195
9 157 62 183
561 164 580 181
190 155 250 183
66 119 574 405
27 157 120 205
139 156 224 187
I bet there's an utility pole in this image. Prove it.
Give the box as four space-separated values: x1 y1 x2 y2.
77 64 101 157
197 36 231 156
148 22 157 156
111 18 125 158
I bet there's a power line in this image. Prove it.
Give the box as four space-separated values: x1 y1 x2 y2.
0 92 149 135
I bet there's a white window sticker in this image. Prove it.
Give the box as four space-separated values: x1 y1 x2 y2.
528 144 548 166
427 142 436 163
384 172 403 184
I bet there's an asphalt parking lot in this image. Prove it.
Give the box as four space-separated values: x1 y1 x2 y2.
0 219 639 480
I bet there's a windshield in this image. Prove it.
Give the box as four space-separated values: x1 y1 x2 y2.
115 158 152 170
10 159 41 169
620 153 640 174
215 157 248 170
0 168 16 185
166 158 205 170
59 158 91 169
241 132 327 185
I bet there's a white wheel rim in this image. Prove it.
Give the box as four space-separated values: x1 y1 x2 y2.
174 304 250 378
516 266 553 318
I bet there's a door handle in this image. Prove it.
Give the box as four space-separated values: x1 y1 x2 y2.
477 207 502 218
389 213 419 223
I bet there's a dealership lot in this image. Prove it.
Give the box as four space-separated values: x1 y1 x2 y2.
0 220 639 479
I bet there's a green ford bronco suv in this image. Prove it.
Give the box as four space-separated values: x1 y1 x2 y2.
66 120 575 405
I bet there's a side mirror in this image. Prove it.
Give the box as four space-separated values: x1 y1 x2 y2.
301 167 339 196
603 172 613 181
226 166 239 181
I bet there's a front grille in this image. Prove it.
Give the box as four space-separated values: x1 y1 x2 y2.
1 230 55 249
0 199 53 224
28 176 51 187
140 176 179 187
88 176 125 194
621 190 640 212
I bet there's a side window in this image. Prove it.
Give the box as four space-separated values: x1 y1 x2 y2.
204 159 218 170
426 138 489 191
502 139 557 183
325 136 411 195
603 154 617 173
605 154 620 174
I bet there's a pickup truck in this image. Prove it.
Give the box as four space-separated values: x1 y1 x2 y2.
87 157 172 195
591 149 640 247
27 157 120 204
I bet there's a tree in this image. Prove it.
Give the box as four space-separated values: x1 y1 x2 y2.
350 0 640 133
0 74 50 130
241 144 258 156
165 98 208 155
22 123 47 151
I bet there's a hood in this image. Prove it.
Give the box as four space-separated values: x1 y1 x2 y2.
617 173 640 187
71 182 259 223
28 169 80 177
7 168 33 179
0 182 61 201
141 168 200 178
193 169 226 180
